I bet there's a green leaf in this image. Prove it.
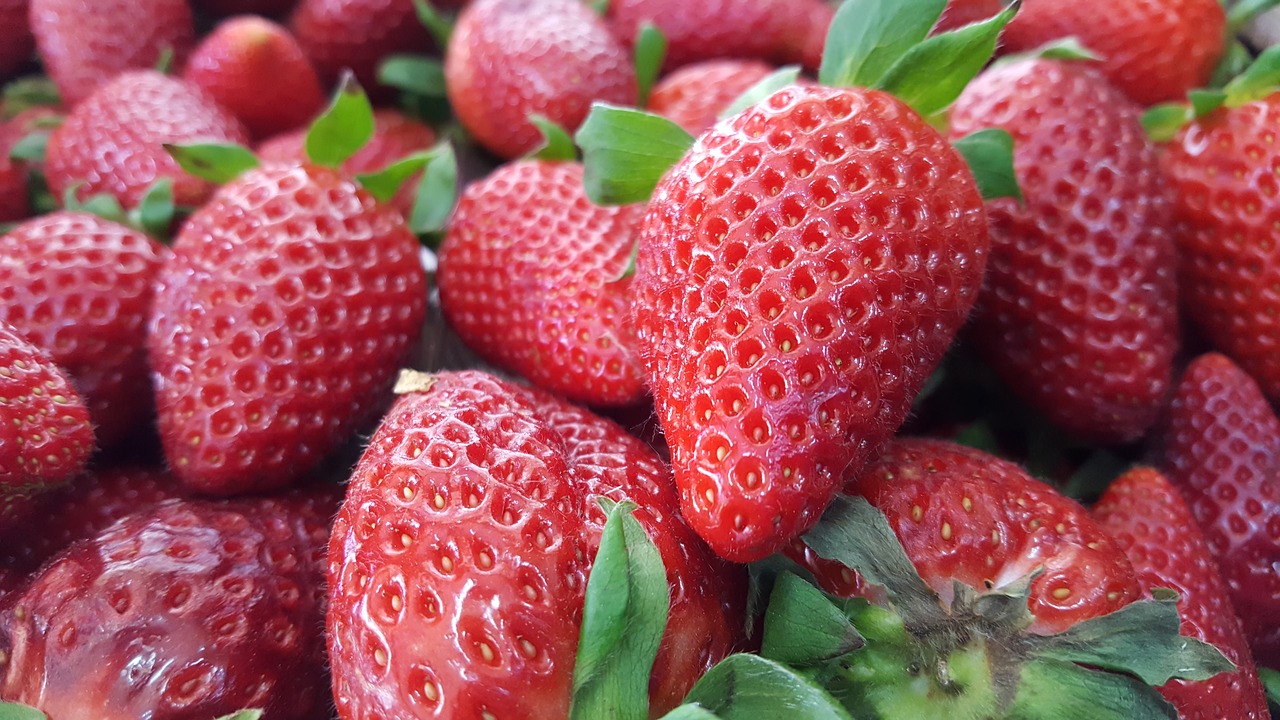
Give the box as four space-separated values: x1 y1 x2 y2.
412 0 453 48
63 185 127 224
165 143 260 184
659 706 721 720
818 0 947 88
408 143 458 237
1229 0 1280 34
0 702 49 720
950 128 1022 202
8 131 48 163
634 23 667 108
719 66 802 120
680 655 855 720
212 712 264 720
1009 658 1178 719
378 55 447 98
529 115 578 162
875 2 1020 117
953 421 999 454
994 36 1100 69
1189 89 1228 118
589 0 609 14
1141 103 1191 143
761 572 864 666
1224 45 1280 108
1 76 60 119
131 178 175 239
154 46 175 74
356 149 436 203
568 499 669 720
1059 449 1127 501
575 103 694 205
1259 666 1280 710
306 71 375 168
1209 40 1254 89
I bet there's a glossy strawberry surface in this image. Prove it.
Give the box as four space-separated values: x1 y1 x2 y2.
648 59 776 137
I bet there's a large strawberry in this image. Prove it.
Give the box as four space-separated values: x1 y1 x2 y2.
948 58 1178 444
1158 353 1280 667
437 160 649 407
289 0 431 98
0 212 168 449
1093 466 1269 719
648 59 777 136
29 0 195 104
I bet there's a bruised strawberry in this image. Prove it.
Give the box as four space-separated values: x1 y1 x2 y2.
438 160 649 407
0 0 32 80
648 59 776 136
289 0 431 99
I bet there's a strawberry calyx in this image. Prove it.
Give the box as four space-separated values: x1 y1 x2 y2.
527 114 578 161
634 23 667 108
58 178 176 240
0 702 48 719
411 0 454 49
1144 43 1280 142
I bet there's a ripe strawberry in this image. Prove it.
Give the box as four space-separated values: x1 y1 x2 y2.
148 163 427 495
289 0 431 99
0 0 33 80
632 85 989 562
935 0 1002 32
182 15 326 139
948 58 1178 444
0 212 168 449
648 59 776 136
1158 353 1280 667
29 0 195 105
328 370 745 719
438 160 649 407
1162 95 1280 401
44 71 250 209
446 0 637 159
1001 0 1225 106
1093 467 1268 719
0 493 337 719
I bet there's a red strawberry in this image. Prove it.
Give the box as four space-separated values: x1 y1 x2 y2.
148 163 427 495
1162 94 1280 401
0 212 168 449
1158 353 1280 667
632 85 989 562
328 370 744 719
289 0 431 99
182 15 326 139
446 0 637 159
935 0 1002 32
0 493 337 719
648 59 776 136
0 0 33 80
1001 0 1225 106
438 160 649 407
44 71 250 209
948 58 1178 444
29 0 195 105
1093 467 1268 719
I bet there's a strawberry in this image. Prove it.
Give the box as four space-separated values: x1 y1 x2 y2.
648 59 776 136
29 0 195 105
0 212 168 449
0 493 338 719
935 0 1002 32
947 58 1178 444
289 0 431 99
0 107 60 223
0 0 33 80
446 0 637 159
1158 353 1280 667
44 71 250 209
1001 0 1225 106
631 84 989 562
328 370 745 719
182 15 327 139
148 162 427 495
437 160 649 407
1093 466 1269 719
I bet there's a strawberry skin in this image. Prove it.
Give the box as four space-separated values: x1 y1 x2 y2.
446 0 637 159
148 163 427 495
0 0 32 81
1001 0 1225 106
949 59 1178 444
1163 95 1280 401
438 160 649 407
289 0 431 99
1158 353 1280 667
935 0 1002 32
0 212 168 449
648 60 777 137
44 71 250 210
633 85 989 562
1093 467 1268 720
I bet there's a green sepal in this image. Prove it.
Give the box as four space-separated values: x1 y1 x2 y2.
659 706 721 720
1223 45 1280 108
614 241 640 281
0 702 48 720
634 23 667 108
1258 666 1280 712
994 36 1100 69
378 55 446 98
8 131 49 163
875 2 1020 117
213 712 264 720
676 655 855 720
719 66 802 120
1141 103 1192 144
950 128 1023 202
306 72 376 168
131 178 176 239
568 498 669 720
1209 40 1254 89
412 0 453 48
408 143 458 239
154 46 175 74
911 364 946 410
818 0 947 89
1229 0 1280 35
1189 89 1228 118
761 572 865 666
528 115 579 162
953 420 999 454
1007 658 1177 720
589 0 609 14
575 103 695 205
62 184 127 224
1 76 60 119
164 142 261 184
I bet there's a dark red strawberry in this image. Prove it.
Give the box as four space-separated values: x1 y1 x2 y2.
648 59 776 136
44 71 250 209
0 493 337 719
438 160 649 407
446 0 636 159
289 0 431 99
632 84 989 562
1093 466 1269 719
0 212 168 449
935 0 1002 32
0 0 32 80
182 15 326 139
948 58 1178 444
148 162 427 495
1158 353 1280 667
29 0 195 104
1001 0 1225 106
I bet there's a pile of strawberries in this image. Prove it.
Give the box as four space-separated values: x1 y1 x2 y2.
0 0 1278 718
